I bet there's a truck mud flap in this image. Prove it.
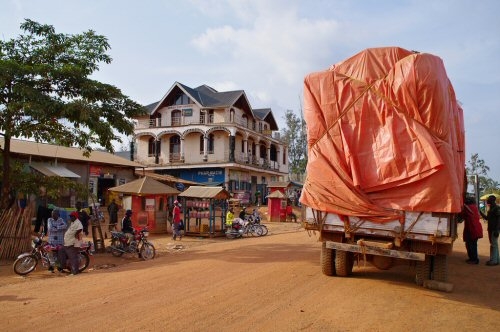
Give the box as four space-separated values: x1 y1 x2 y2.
326 241 425 261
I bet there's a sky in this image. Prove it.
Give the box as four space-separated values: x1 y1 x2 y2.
1 0 500 180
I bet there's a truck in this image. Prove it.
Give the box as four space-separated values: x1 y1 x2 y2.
300 47 465 288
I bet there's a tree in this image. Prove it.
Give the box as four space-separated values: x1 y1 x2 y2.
280 109 307 177
0 20 146 207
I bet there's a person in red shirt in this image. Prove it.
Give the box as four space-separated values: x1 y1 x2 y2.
461 196 483 264
172 200 182 240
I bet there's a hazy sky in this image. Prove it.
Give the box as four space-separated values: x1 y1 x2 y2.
1 0 499 180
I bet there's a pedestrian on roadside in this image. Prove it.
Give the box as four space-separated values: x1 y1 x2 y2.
75 201 90 236
172 200 182 240
461 197 483 264
47 209 67 272
58 211 83 275
480 195 500 266
107 199 119 231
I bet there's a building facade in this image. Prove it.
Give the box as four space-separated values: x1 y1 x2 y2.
133 82 289 204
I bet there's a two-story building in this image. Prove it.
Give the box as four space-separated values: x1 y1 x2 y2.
133 82 289 205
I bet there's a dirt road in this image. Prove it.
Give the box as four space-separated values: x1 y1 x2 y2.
0 222 499 331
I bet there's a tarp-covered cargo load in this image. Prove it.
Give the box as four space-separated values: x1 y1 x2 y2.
300 47 465 223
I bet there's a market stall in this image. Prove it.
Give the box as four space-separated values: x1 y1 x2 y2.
108 176 180 233
178 186 231 237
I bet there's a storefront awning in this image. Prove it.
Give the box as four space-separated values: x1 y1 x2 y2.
30 163 80 178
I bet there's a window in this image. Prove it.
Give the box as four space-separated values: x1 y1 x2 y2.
174 92 190 105
148 138 159 157
199 134 204 154
171 110 181 126
207 133 214 154
283 148 286 164
170 136 180 161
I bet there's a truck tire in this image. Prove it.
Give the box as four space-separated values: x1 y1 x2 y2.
432 254 448 282
415 254 431 286
321 242 336 276
335 250 354 277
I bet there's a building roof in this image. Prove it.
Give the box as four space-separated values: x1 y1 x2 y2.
134 171 201 186
178 186 231 199
268 181 291 188
108 176 180 195
148 82 279 129
267 190 286 198
0 138 144 168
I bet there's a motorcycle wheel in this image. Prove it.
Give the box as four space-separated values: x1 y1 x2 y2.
13 254 38 275
260 225 268 236
139 243 156 260
254 225 264 236
110 238 124 257
77 252 90 272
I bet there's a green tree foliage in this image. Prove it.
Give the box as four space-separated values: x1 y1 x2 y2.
466 153 499 196
0 20 146 207
280 109 307 176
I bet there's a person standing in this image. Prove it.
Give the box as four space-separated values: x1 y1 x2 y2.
461 197 483 264
58 211 83 275
107 199 119 231
480 195 500 266
172 200 182 240
75 202 90 236
47 209 67 272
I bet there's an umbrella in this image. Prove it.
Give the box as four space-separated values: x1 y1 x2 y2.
479 193 500 200
108 176 180 195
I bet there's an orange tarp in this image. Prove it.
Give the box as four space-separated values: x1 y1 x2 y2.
300 47 465 223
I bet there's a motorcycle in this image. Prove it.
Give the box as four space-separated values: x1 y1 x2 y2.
246 211 268 236
13 233 93 276
109 226 156 260
225 218 263 238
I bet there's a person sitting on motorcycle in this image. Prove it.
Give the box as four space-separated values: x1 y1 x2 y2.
239 207 247 220
121 209 135 245
226 207 235 229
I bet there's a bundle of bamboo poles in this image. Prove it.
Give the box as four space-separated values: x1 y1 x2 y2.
0 205 34 260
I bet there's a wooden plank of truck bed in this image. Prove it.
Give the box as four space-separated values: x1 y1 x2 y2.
326 241 425 261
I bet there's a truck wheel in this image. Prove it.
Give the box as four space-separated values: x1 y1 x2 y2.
432 254 448 282
321 242 336 276
415 255 431 286
335 250 354 277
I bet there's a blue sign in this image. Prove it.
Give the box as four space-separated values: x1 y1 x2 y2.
175 182 185 191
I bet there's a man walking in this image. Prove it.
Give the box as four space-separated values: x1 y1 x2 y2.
480 195 500 266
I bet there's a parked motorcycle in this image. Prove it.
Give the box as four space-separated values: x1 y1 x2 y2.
245 212 268 236
226 219 263 238
109 227 156 260
13 233 92 276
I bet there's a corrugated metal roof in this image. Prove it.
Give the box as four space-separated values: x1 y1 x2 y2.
178 186 231 199
30 163 81 178
108 176 180 195
135 171 201 186
0 138 144 168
